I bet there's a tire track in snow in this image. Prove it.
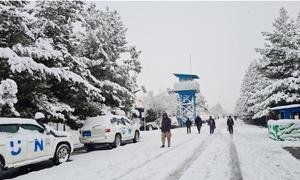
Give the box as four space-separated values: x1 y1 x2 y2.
111 133 203 180
217 131 243 180
229 138 243 180
166 134 212 180
235 132 296 179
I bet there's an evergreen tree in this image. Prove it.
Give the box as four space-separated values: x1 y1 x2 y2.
0 1 142 128
79 3 141 111
236 60 270 120
236 8 300 121
255 8 300 117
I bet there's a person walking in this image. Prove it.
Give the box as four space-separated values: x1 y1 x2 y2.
186 118 192 134
227 115 234 134
195 115 202 134
208 116 216 134
160 113 172 148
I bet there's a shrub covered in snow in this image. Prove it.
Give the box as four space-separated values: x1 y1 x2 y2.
268 120 300 141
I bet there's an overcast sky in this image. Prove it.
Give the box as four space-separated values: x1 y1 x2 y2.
96 1 300 113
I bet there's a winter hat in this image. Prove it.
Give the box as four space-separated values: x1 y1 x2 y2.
35 112 45 120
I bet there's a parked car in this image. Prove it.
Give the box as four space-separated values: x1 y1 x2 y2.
140 121 159 131
0 118 74 178
79 115 140 151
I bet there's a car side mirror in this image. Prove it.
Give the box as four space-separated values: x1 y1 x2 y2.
44 128 51 135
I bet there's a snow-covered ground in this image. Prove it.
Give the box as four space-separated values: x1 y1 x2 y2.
7 119 300 180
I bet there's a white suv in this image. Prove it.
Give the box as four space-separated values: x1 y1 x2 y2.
0 118 74 177
79 115 140 151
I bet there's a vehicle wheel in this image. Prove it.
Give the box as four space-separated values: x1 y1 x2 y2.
148 125 153 131
84 144 95 152
133 131 140 143
53 144 70 165
0 159 3 180
113 134 121 148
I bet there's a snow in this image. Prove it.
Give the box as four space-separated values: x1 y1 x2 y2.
34 112 45 119
36 96 74 120
173 81 200 92
0 47 105 101
9 119 300 180
12 38 64 61
0 79 19 115
269 104 300 110
0 117 40 127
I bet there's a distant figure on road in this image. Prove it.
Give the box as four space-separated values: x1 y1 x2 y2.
195 115 202 134
186 118 192 134
160 113 172 148
227 116 234 134
208 116 216 134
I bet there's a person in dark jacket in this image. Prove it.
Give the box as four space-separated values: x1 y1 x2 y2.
186 118 192 134
227 116 234 134
160 113 172 148
208 116 216 134
195 115 202 134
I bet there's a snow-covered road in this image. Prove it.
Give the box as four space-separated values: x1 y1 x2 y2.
5 119 300 180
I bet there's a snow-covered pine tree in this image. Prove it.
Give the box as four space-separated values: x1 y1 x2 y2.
235 60 270 120
0 1 142 128
0 1 32 116
253 7 300 118
0 1 104 127
236 8 300 121
79 3 141 112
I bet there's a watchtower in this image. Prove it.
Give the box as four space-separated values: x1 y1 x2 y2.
173 73 199 126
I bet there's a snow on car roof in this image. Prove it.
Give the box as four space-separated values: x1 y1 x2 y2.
86 114 128 120
83 115 129 128
0 117 39 125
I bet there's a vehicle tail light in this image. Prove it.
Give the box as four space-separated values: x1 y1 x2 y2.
105 128 110 133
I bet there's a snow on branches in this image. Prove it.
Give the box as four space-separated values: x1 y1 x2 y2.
0 1 141 128
236 8 300 121
0 79 19 116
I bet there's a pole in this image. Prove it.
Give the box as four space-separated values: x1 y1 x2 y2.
144 117 146 131
189 54 192 73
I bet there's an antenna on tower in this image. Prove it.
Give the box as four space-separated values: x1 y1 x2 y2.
189 53 192 73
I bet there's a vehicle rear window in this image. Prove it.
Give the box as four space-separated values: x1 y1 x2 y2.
111 118 117 124
0 124 19 133
84 116 110 127
118 118 126 125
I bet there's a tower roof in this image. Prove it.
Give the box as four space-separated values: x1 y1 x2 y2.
174 73 199 80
